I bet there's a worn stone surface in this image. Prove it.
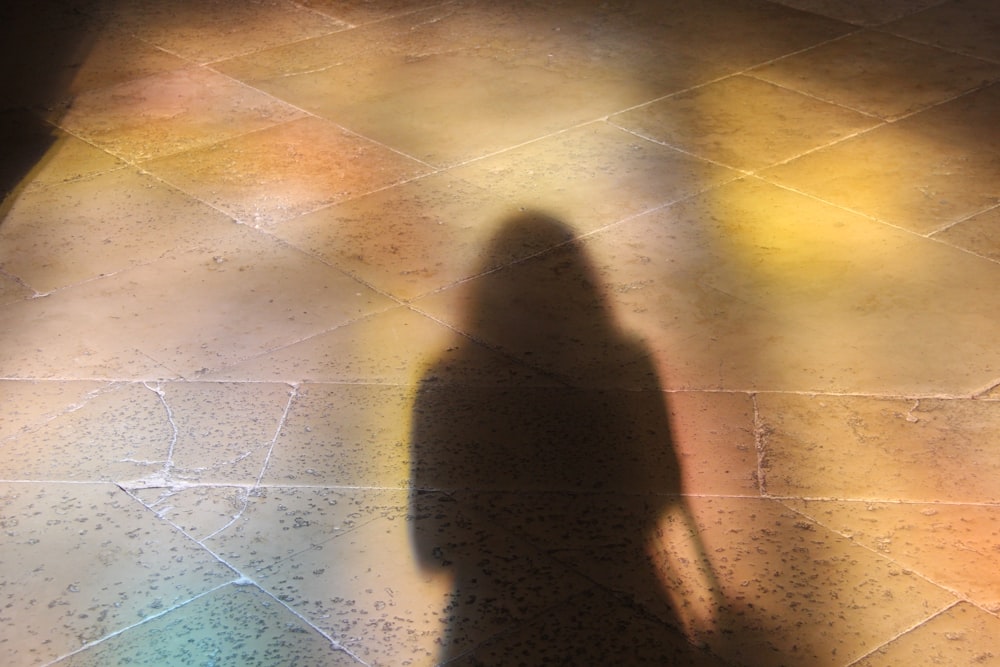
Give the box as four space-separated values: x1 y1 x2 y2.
762 83 1000 234
611 74 880 171
749 30 1000 120
0 483 236 667
2 0 998 665
58 583 357 667
757 395 1000 502
852 602 1000 666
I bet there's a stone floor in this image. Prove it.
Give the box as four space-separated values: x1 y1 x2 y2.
2 0 999 665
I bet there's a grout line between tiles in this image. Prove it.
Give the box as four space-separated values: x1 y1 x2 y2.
779 498 989 607
741 70 888 119
285 0 459 33
2 376 996 402
878 20 1000 66
1 480 990 508
771 495 1000 508
599 25 868 121
751 392 768 497
748 174 942 236
141 381 178 482
38 580 239 667
116 477 371 662
199 65 440 170
932 201 1000 235
746 175 1000 268
845 600 963 666
0 379 117 438
973 378 1000 398
200 383 300 540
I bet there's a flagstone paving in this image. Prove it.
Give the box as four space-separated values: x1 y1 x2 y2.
1 0 999 665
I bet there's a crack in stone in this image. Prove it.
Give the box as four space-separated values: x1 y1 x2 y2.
0 381 120 445
973 378 1000 398
200 384 299 541
142 381 179 482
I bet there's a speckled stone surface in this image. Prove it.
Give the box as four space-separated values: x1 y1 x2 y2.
2 0 999 665
58 583 359 666
0 483 235 666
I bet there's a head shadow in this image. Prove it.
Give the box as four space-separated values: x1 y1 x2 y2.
407 211 722 663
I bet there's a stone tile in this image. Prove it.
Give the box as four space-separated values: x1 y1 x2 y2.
13 131 124 192
0 274 33 305
215 47 599 166
409 387 758 496
58 67 306 162
668 391 760 496
201 305 549 386
3 0 999 664
768 0 948 26
453 586 727 667
0 168 238 294
575 178 1000 395
566 198 809 392
611 75 879 171
271 172 527 301
408 383 681 495
450 122 738 231
5 380 291 488
144 381 294 486
934 205 1000 261
0 382 171 482
510 0 854 74
261 384 415 489
0 290 176 380
887 0 1000 63
0 379 107 444
33 27 190 109
0 110 123 205
205 487 400 572
0 1 129 111
297 0 449 25
0 225 394 379
757 394 1000 503
131 485 252 542
224 50 631 167
204 487 439 662
784 499 1000 613
261 389 754 502
244 491 591 666
57 583 357 667
899 79 1000 152
210 5 464 88
0 482 235 667
686 497 957 665
143 115 430 227
427 0 740 98
750 30 1000 119
213 2 776 166
493 494 956 665
101 0 350 63
762 83 1000 234
853 602 1000 666
470 492 715 642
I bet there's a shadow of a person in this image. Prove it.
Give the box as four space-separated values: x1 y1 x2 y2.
409 212 723 665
